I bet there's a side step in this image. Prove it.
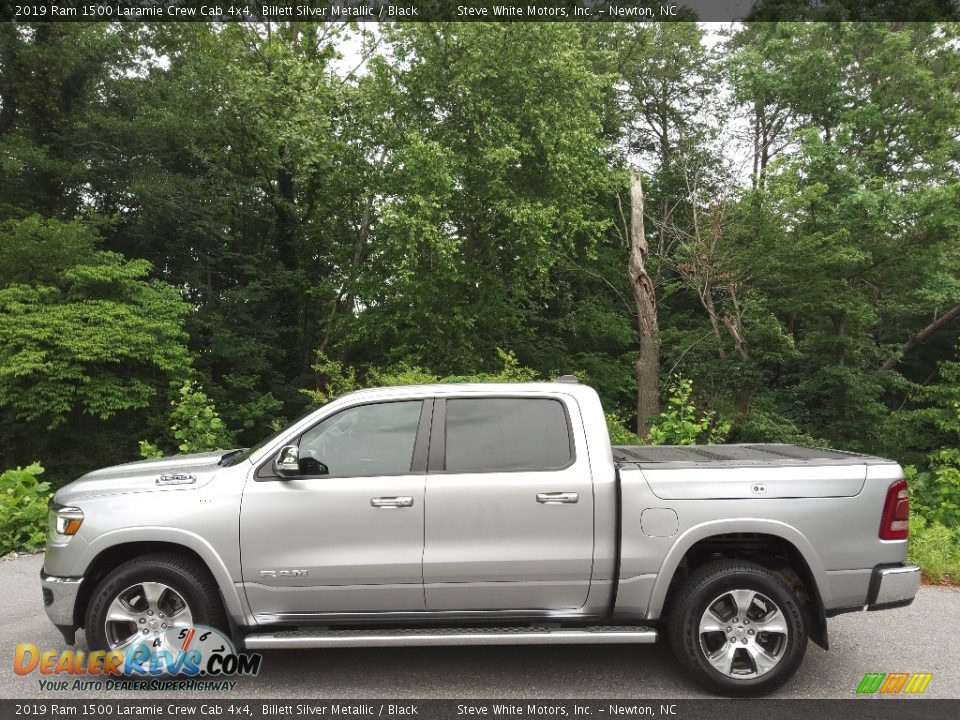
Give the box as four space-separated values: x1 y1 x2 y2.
245 625 657 650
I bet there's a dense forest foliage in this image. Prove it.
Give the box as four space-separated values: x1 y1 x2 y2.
0 22 958 504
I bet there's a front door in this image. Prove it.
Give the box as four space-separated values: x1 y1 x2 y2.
240 399 430 618
422 395 595 611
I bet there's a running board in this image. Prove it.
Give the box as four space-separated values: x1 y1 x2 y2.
244 625 657 650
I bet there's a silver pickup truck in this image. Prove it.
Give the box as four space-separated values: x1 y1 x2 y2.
42 379 919 695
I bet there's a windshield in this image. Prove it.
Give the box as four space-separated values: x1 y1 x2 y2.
218 409 318 467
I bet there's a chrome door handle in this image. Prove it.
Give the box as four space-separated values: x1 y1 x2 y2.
370 496 414 508
536 492 579 504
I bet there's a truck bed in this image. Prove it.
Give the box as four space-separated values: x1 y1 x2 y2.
613 443 893 469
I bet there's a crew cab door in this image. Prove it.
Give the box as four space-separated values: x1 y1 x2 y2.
422 394 595 611
240 399 431 618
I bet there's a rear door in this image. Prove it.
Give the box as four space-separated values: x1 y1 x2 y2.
422 394 595 611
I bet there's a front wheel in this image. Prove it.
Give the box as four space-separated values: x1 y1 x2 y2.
667 560 808 697
85 553 226 653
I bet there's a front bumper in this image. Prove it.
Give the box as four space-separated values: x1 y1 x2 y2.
867 563 921 611
40 569 82 643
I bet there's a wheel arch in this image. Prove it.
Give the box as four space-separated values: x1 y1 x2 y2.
648 519 830 649
74 532 245 630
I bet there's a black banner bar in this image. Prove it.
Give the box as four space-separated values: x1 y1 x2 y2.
1 700 957 720
5 0 960 23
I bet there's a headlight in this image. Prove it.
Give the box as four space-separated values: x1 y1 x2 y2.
48 501 84 540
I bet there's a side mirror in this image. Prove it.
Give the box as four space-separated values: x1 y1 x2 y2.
274 445 300 478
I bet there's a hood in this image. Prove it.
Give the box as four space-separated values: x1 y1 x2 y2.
55 450 232 504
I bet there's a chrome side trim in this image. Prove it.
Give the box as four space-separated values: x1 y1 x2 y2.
252 608 595 625
245 626 657 649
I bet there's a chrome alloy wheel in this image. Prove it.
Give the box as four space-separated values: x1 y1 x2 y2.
698 589 789 679
104 581 194 653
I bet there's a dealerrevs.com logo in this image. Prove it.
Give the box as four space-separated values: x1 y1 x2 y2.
856 672 933 695
14 625 262 691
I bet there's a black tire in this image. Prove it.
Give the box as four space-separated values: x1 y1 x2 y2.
85 553 226 652
667 560 807 697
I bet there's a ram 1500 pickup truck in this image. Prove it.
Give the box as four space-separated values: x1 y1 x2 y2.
42 379 920 695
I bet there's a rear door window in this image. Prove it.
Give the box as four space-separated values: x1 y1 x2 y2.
443 398 573 473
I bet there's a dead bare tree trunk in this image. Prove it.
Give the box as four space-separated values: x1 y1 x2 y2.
879 304 960 372
627 172 660 437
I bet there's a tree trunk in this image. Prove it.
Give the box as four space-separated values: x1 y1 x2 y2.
627 172 660 437
696 289 727 359
722 306 753 416
879 304 960 372
832 313 847 430
734 379 758 418
722 314 750 362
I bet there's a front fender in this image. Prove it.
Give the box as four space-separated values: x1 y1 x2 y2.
78 527 247 621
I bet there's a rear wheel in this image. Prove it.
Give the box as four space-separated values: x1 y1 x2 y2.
667 560 807 696
85 553 225 653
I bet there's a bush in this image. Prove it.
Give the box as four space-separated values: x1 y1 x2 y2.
903 397 960 526
140 380 234 458
606 412 642 445
170 381 234 454
138 440 164 460
302 353 362 406
908 514 960 584
0 463 50 555
906 462 960 530
645 377 730 446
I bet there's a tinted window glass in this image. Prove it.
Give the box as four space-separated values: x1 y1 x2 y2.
444 398 572 472
298 401 423 477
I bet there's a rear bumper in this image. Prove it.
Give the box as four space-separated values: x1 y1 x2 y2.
867 563 921 611
40 569 82 643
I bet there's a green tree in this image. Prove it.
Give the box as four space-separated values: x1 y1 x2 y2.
0 24 137 218
1 20 958 509
717 23 960 449
348 24 614 375
0 216 192 479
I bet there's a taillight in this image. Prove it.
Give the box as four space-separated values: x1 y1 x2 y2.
879 478 909 540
